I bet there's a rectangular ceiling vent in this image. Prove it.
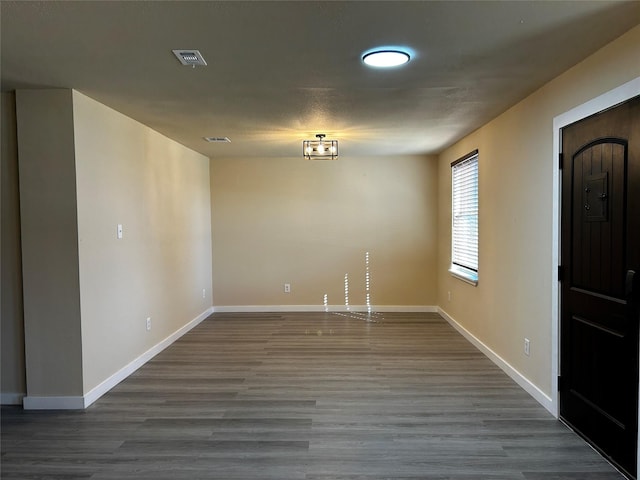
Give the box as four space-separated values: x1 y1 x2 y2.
203 136 231 143
172 49 207 66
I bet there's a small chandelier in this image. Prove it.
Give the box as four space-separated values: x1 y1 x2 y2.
303 134 338 160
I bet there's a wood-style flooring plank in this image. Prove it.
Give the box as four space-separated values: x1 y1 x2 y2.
1 312 625 479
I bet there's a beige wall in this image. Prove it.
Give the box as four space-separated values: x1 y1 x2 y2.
72 91 212 392
211 155 438 308
1 91 26 401
437 25 640 396
15 89 84 397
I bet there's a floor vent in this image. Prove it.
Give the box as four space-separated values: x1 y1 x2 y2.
203 137 231 143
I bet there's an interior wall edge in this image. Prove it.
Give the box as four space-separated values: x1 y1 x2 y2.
0 89 26 400
15 88 84 397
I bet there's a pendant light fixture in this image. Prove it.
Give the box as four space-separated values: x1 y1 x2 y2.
303 134 338 160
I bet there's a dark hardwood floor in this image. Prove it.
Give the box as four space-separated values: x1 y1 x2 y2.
1 312 625 479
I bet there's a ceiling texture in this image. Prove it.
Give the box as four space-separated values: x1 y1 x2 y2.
2 1 639 159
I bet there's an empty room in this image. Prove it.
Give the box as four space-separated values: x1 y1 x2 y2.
2 1 640 479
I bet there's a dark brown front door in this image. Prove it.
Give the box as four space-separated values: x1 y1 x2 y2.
560 95 640 478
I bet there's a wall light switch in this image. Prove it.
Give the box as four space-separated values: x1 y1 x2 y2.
117 224 123 239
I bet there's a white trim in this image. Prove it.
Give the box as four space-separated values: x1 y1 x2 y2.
371 305 437 313
553 77 640 130
438 307 554 414
552 76 640 471
449 268 478 286
212 305 437 313
23 307 214 410
23 395 85 410
1 392 25 405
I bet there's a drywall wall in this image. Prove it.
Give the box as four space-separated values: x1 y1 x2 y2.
1 91 26 403
437 25 640 397
11 88 212 405
72 91 212 393
15 89 84 397
211 154 438 308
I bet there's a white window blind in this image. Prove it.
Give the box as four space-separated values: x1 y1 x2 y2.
451 151 478 282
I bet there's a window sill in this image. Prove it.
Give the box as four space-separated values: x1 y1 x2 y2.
449 266 478 286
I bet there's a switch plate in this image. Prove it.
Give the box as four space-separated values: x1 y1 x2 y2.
117 224 123 239
284 283 291 293
146 317 151 331
524 338 530 356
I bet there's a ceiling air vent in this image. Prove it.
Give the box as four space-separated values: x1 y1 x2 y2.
203 137 231 143
172 49 207 66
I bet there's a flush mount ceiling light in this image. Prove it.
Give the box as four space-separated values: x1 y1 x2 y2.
362 49 411 68
303 134 338 160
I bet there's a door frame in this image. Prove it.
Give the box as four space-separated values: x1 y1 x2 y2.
552 76 640 472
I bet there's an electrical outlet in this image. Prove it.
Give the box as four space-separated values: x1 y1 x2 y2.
146 317 151 331
524 338 530 356
284 283 291 293
447 291 451 301
202 288 206 299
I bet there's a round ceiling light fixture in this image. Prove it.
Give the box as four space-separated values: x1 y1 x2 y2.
362 49 411 68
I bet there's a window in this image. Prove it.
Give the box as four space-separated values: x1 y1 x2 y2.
450 150 478 285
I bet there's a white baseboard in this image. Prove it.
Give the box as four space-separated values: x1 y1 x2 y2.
1 392 25 405
23 307 214 411
373 305 438 313
82 306 214 408
438 307 554 415
212 305 437 313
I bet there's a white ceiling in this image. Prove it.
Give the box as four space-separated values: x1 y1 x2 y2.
2 1 639 158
